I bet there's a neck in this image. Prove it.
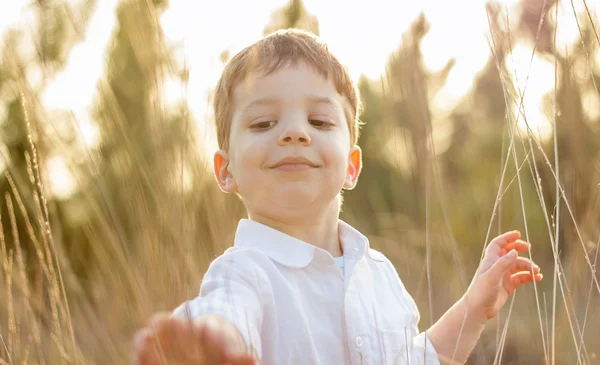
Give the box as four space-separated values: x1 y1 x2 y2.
247 199 343 257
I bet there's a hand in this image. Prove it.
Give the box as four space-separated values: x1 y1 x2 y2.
463 231 543 323
132 312 257 365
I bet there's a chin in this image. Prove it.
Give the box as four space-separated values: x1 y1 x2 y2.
275 189 318 208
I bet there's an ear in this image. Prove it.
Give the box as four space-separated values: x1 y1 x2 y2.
213 150 237 193
343 145 362 190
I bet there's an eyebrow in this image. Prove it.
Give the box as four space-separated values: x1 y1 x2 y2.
240 95 343 114
306 96 343 112
241 97 279 114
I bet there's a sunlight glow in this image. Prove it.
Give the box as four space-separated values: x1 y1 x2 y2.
421 1 498 111
582 90 600 122
0 0 30 39
40 0 116 199
302 0 424 80
26 64 45 91
2 0 594 196
71 111 101 150
47 156 77 200
550 1 600 57
0 144 8 175
0 1 38 75
492 0 522 6
384 127 414 175
162 76 185 106
159 0 516 158
42 0 118 112
172 163 194 193
160 0 279 120
504 43 556 141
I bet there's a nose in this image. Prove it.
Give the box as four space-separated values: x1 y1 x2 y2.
278 119 311 146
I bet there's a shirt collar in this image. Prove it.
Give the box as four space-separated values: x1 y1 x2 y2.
233 219 384 268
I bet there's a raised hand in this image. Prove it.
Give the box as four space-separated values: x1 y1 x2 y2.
464 231 543 322
132 312 257 365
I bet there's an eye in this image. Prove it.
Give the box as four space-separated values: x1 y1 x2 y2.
309 118 334 129
250 120 276 130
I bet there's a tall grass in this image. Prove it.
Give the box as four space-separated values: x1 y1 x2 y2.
1 1 599 364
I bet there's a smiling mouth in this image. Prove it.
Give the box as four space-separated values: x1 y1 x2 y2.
270 156 319 171
272 163 314 172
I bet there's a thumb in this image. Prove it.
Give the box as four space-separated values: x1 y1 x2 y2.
488 249 517 277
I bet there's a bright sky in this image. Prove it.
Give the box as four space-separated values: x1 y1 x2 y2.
1 0 599 198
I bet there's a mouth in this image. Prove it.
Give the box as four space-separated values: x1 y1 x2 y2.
270 156 319 171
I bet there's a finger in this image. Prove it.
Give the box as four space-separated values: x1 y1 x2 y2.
169 317 201 362
134 350 161 365
197 316 229 362
222 324 250 358
227 353 258 365
201 315 250 361
149 314 170 348
229 346 260 365
132 328 161 365
149 314 184 363
509 257 540 275
511 271 543 288
149 312 171 328
488 249 518 278
133 327 152 352
133 348 160 365
501 239 531 255
486 231 521 256
148 313 172 350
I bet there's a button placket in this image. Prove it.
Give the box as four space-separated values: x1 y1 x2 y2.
345 256 374 365
345 291 363 364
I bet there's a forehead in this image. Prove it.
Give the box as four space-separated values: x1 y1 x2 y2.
231 63 350 113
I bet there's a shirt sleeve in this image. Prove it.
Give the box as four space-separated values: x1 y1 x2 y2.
171 256 264 357
412 330 441 365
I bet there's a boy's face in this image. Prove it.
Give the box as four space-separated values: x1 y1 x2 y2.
214 62 361 218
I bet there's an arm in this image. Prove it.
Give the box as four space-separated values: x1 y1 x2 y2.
133 312 256 365
172 256 264 356
427 231 542 364
426 297 485 364
133 256 264 365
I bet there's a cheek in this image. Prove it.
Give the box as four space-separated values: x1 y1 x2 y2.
229 138 267 181
321 141 351 179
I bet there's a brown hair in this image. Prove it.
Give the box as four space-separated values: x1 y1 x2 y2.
213 29 361 150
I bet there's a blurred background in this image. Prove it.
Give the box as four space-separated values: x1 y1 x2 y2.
0 0 599 364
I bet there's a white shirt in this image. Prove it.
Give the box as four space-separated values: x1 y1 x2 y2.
173 219 440 365
334 256 344 276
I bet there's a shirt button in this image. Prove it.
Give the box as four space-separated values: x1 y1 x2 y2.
355 336 363 347
353 247 359 252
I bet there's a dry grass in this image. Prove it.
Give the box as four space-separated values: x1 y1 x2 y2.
1 1 600 364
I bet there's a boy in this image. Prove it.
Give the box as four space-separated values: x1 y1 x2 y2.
132 29 542 365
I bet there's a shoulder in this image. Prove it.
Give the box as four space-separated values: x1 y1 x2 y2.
203 246 275 283
213 246 274 264
366 247 388 262
365 248 398 279
366 248 411 290
365 248 420 315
